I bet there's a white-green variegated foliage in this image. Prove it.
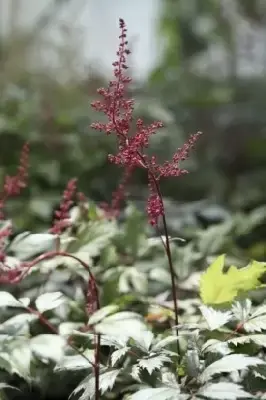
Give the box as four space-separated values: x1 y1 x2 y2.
0 203 266 399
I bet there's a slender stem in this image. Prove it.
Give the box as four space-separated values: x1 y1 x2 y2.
15 250 96 283
161 214 179 330
160 214 181 384
150 176 180 359
225 322 244 341
94 334 101 400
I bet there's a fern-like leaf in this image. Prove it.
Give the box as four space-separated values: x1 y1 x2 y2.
232 301 266 332
111 347 130 366
202 339 231 356
228 334 266 347
232 299 252 322
197 382 254 399
199 354 264 383
152 335 179 351
199 305 232 330
138 354 171 375
70 369 120 400
130 386 189 400
133 330 154 352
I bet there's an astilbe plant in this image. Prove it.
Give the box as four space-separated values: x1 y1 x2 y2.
0 18 203 400
91 18 201 343
0 24 265 399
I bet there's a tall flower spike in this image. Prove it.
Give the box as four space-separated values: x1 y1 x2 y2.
0 224 12 264
0 142 30 220
3 141 29 196
91 19 201 226
50 178 77 235
91 18 133 139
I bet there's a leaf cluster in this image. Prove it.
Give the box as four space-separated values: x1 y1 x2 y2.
0 201 266 399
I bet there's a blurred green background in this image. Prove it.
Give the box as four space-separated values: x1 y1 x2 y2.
1 0 266 232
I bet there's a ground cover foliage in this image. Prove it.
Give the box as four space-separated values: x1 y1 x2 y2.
1 202 266 400
0 18 266 400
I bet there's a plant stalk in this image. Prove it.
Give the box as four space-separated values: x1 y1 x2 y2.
94 334 101 400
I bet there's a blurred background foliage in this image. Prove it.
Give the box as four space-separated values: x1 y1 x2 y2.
1 0 266 240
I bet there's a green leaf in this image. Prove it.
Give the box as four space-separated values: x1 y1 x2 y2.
70 369 120 400
232 301 266 332
94 311 147 339
54 350 94 371
197 382 254 399
10 344 31 380
59 322 83 335
200 255 266 305
199 305 232 330
152 335 180 351
228 334 266 348
30 334 65 363
87 202 99 221
89 305 119 325
0 354 12 374
133 330 154 352
35 291 66 313
138 354 171 375
123 204 146 258
0 292 24 308
75 219 117 258
111 346 130 366
232 299 252 323
202 339 231 356
0 314 37 335
0 383 20 391
97 335 128 349
97 368 121 395
129 386 185 400
72 332 128 349
241 314 266 333
119 268 148 294
199 354 265 383
197 221 233 255
9 232 56 260
185 346 201 378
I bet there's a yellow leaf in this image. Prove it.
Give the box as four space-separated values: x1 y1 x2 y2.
200 255 266 305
